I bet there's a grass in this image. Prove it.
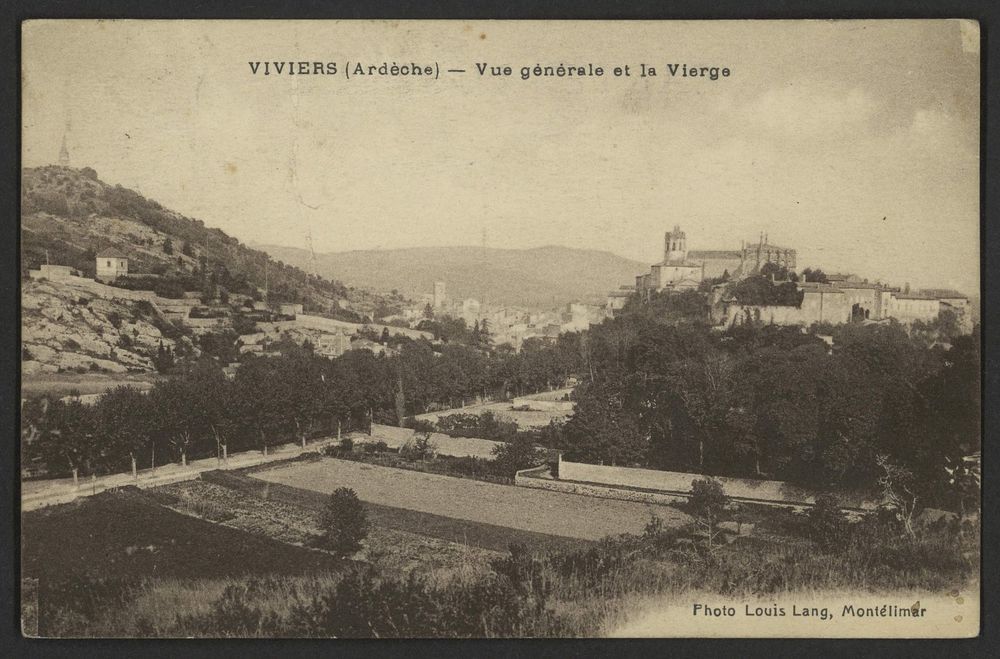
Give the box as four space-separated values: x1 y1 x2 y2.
22 465 980 638
21 371 161 398
201 469 590 554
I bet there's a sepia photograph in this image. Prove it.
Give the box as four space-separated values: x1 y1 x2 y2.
18 19 981 638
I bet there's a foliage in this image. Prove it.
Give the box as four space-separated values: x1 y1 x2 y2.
399 432 437 461
687 478 728 551
319 487 369 556
491 436 548 479
730 274 803 306
806 494 848 550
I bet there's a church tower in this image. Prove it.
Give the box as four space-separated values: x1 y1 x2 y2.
663 225 687 263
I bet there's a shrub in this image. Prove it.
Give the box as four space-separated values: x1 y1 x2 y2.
399 433 436 461
362 440 388 455
319 487 368 556
807 494 847 550
338 436 354 453
687 478 727 551
491 435 547 479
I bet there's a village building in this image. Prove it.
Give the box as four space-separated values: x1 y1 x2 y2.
315 331 351 359
432 281 447 309
95 249 129 282
28 264 82 281
278 302 304 317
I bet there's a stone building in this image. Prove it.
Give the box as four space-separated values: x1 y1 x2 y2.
433 281 447 309
636 226 704 295
739 233 797 272
95 249 129 282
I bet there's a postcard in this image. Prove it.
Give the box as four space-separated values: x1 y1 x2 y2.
20 19 980 638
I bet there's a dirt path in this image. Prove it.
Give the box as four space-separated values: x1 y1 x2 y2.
253 458 689 541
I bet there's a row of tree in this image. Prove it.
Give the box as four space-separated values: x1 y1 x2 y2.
22 334 583 481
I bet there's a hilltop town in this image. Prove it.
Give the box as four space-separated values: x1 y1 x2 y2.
608 225 974 333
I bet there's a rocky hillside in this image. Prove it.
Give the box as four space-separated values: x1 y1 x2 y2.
257 244 647 309
21 166 401 316
22 277 195 375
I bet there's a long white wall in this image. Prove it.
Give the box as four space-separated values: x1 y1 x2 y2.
557 458 877 510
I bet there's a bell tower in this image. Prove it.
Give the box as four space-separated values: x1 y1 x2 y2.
664 225 687 262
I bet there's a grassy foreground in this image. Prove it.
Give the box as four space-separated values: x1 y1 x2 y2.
22 476 979 638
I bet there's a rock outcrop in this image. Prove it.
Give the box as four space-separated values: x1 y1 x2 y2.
22 278 195 374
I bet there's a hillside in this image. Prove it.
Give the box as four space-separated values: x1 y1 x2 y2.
22 277 194 376
256 244 647 308
20 166 400 316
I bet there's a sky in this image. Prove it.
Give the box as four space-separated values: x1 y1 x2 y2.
22 20 980 294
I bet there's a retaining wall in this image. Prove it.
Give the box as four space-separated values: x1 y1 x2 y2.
515 466 687 506
554 458 877 510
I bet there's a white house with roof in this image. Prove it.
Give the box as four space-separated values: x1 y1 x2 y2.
95 248 129 282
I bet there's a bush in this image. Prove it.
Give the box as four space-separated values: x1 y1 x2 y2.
319 487 368 556
491 435 547 480
399 433 436 461
807 494 847 550
687 478 727 551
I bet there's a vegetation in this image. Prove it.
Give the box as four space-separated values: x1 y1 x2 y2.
319 488 369 556
28 482 979 638
554 306 980 515
19 166 404 314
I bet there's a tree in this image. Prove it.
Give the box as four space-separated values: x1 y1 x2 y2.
320 487 369 556
34 398 96 487
232 314 259 336
491 435 548 479
801 267 829 284
95 386 150 479
423 303 434 319
807 494 847 550
687 478 727 551
163 238 174 255
875 454 920 538
559 378 647 466
153 341 175 373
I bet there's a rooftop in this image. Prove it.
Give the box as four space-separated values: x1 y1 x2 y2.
920 288 968 300
688 250 742 260
95 248 129 259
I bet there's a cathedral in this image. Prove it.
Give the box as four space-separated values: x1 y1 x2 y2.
634 226 797 295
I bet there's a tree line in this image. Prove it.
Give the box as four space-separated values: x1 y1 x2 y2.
556 300 980 510
21 334 583 482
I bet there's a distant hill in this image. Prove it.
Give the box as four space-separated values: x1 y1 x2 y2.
20 166 399 315
256 244 647 309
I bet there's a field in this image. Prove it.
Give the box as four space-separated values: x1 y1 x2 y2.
152 478 505 573
21 371 161 398
21 487 345 584
203 467 590 554
251 457 689 541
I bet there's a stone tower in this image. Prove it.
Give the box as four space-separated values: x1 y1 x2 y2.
664 225 687 263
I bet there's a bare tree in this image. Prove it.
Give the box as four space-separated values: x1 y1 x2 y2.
876 454 919 538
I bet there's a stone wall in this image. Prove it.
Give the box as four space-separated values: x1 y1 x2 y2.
556 458 878 510
294 314 432 341
515 466 687 506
